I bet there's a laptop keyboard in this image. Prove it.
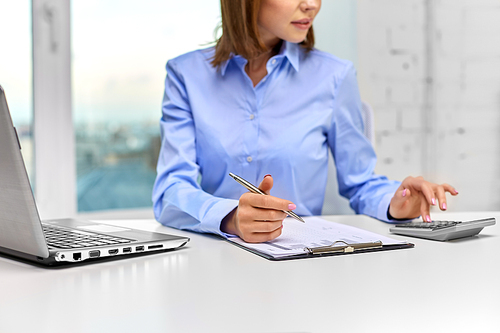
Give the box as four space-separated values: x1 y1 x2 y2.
43 224 134 249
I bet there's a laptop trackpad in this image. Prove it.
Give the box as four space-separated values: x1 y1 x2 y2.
77 225 131 233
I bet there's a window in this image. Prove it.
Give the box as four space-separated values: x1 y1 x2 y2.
71 0 220 211
0 1 33 181
28 0 353 217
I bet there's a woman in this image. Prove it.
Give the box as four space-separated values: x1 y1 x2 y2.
152 0 458 243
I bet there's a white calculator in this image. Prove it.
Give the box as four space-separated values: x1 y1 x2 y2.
390 218 496 241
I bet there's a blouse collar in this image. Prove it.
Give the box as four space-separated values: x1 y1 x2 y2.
220 41 300 76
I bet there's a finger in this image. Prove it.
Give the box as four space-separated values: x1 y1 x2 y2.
403 176 436 205
247 193 296 212
435 185 447 211
388 188 412 219
442 183 459 196
390 187 409 209
420 193 431 222
258 174 273 195
239 219 283 234
392 188 409 204
250 207 287 222
243 226 283 243
418 181 436 207
238 195 288 222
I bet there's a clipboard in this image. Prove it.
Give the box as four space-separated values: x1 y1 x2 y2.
227 239 414 261
225 216 414 261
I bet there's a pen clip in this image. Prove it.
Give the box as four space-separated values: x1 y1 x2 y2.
304 240 383 255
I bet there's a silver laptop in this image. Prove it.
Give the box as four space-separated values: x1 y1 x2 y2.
0 85 189 266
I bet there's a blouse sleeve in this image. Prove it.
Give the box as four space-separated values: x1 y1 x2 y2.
152 59 238 236
328 63 400 222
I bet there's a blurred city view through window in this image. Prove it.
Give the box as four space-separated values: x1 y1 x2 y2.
0 1 34 182
74 121 161 211
72 0 220 211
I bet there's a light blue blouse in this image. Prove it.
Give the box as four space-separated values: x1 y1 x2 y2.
153 41 401 237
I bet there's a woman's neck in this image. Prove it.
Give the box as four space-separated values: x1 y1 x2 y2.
245 41 282 87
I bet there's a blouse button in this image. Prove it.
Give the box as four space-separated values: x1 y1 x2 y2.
247 156 253 163
249 114 255 120
271 59 276 65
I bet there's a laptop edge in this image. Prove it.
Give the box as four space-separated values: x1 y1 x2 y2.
0 85 189 266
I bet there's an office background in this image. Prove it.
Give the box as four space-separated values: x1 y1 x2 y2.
0 0 499 219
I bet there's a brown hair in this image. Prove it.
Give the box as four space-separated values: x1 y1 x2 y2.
211 0 315 69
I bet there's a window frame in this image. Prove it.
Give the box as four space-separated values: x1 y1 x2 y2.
32 0 76 219
31 0 356 219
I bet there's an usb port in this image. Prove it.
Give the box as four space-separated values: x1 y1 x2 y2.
135 246 144 252
123 247 132 253
89 250 100 258
108 249 118 255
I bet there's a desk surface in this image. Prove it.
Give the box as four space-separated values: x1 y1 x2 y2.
1 211 499 333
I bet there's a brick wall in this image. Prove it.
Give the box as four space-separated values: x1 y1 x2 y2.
357 0 500 211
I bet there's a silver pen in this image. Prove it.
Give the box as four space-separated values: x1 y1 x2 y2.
229 172 305 223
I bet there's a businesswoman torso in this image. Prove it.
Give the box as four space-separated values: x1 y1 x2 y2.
153 0 457 243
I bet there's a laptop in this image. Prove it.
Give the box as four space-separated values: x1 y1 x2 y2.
0 85 189 266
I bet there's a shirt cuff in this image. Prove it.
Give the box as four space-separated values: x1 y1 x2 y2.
202 198 239 238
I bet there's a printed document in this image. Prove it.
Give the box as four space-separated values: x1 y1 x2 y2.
228 216 406 259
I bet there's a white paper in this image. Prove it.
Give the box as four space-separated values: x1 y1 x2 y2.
228 216 406 258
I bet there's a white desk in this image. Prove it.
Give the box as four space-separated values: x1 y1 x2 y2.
1 211 499 333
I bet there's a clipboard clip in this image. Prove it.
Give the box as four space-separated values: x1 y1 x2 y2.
304 240 383 255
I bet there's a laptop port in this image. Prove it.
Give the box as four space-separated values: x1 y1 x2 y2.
135 246 144 252
89 250 100 258
108 249 118 255
73 252 82 261
123 247 132 253
148 244 163 250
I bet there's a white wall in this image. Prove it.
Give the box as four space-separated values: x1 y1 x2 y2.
357 0 427 180
357 0 500 212
432 0 500 211
315 0 358 66
315 0 359 214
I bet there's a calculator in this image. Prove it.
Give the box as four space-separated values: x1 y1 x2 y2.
389 218 496 241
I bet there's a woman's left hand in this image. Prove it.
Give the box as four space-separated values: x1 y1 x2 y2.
388 176 459 222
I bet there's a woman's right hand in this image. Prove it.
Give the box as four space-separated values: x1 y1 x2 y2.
220 175 297 243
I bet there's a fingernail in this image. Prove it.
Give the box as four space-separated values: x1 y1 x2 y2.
442 203 447 210
431 198 436 205
288 203 296 210
402 189 407 197
264 174 272 178
455 189 459 194
426 215 431 222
